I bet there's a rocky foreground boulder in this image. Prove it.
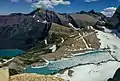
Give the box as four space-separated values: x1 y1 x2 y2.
0 67 65 81
0 67 9 81
10 73 65 81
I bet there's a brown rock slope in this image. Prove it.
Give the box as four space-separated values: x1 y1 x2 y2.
10 73 65 81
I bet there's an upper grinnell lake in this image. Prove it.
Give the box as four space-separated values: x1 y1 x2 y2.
0 49 24 57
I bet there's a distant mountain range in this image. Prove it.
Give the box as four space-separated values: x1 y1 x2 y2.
0 6 120 50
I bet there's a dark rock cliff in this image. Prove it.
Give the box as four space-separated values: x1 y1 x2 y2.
0 15 51 50
107 68 120 81
107 6 120 29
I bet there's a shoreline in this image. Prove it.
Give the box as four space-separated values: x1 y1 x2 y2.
25 49 108 73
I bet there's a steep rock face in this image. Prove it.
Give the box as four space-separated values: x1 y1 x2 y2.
56 13 78 27
56 13 70 26
0 15 51 49
70 14 98 28
108 68 120 81
29 8 106 29
88 10 107 21
107 6 120 29
29 8 62 25
76 9 107 22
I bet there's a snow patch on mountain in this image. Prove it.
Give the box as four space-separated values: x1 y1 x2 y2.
96 29 120 60
68 23 79 30
49 45 57 52
42 20 48 23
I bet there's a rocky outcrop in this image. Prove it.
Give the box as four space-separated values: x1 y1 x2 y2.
88 10 107 21
0 15 51 49
107 68 120 81
107 6 120 29
0 67 9 81
10 73 65 81
29 8 62 25
76 9 107 22
70 14 98 28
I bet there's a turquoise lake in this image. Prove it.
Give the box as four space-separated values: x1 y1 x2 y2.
0 49 24 57
0 49 108 75
25 50 107 75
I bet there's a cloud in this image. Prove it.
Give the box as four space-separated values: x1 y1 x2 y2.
32 0 71 9
10 0 19 2
101 7 117 17
85 0 120 2
84 0 98 2
25 0 33 3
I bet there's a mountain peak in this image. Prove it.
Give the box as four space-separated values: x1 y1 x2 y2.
88 9 96 14
29 8 46 15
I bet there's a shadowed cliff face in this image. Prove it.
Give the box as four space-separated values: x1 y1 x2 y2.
28 8 62 25
108 68 120 81
0 15 51 50
107 6 120 29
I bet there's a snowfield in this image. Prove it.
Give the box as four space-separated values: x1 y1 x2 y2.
97 29 120 61
55 61 120 81
55 29 120 81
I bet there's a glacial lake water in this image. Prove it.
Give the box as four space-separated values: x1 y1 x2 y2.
25 50 108 75
0 49 24 57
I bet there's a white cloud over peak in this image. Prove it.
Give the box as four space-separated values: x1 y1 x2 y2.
101 7 117 17
10 0 70 9
32 0 71 9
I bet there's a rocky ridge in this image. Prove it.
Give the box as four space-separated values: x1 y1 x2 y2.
0 8 106 49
